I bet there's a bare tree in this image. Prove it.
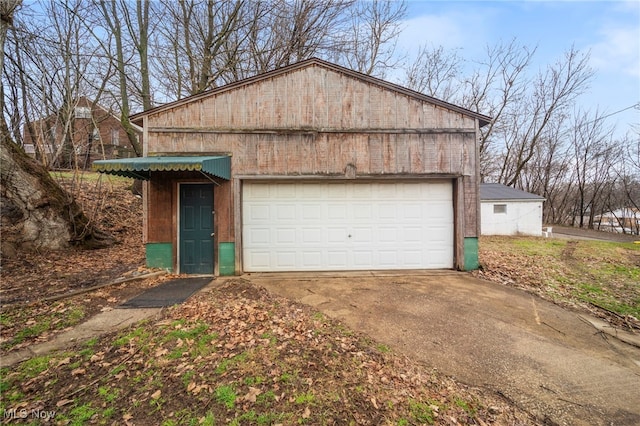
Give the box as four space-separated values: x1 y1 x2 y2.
153 0 379 97
609 131 640 234
95 0 147 155
497 47 594 187
0 0 22 137
568 109 619 228
241 0 351 75
1 0 114 255
4 0 104 167
460 39 535 181
335 0 406 77
153 0 245 97
403 44 462 101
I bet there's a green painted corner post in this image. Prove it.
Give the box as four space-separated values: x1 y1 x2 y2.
464 237 480 271
218 242 235 276
146 243 173 271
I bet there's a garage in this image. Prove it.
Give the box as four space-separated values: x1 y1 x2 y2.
242 180 453 272
102 58 488 274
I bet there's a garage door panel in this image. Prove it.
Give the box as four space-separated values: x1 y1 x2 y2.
379 227 398 243
378 205 397 220
302 205 322 219
328 251 348 268
302 251 322 268
378 251 398 266
247 228 270 245
281 185 299 198
301 228 323 243
353 250 373 267
248 251 270 268
353 227 373 243
246 204 270 221
276 204 296 220
328 204 347 220
403 250 424 266
327 228 347 243
275 251 296 267
276 228 296 244
245 183 271 198
327 185 348 198
243 181 453 271
353 204 373 219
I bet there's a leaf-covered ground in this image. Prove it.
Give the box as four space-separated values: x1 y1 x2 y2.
1 279 533 425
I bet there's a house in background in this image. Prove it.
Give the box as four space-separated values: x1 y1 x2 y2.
23 96 140 169
594 208 640 235
94 58 490 276
480 183 545 236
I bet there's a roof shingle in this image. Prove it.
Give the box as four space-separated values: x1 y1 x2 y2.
480 183 545 201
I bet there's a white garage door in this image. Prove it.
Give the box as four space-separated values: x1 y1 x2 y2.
242 181 453 272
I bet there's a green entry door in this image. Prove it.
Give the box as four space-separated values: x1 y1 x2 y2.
180 184 214 274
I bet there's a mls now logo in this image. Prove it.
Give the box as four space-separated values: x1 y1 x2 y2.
4 408 56 420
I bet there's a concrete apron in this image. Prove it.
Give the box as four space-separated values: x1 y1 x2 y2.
245 270 640 426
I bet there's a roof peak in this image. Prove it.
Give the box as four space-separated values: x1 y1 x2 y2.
132 58 491 127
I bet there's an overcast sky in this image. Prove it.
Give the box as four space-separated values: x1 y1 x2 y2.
395 0 640 139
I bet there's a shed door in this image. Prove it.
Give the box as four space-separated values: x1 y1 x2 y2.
180 184 214 274
242 181 453 272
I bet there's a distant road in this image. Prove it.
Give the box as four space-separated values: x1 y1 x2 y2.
550 225 639 243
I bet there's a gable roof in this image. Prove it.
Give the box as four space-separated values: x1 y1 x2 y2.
131 58 491 127
480 183 545 202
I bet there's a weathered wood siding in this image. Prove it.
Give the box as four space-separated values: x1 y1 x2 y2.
147 66 475 132
147 132 475 177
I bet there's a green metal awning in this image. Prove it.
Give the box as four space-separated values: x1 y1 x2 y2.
92 156 231 180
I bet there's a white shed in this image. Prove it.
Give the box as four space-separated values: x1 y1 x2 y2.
480 183 545 236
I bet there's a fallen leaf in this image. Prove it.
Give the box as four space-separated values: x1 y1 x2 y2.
302 407 311 419
151 390 162 400
243 386 261 403
56 399 74 407
90 352 104 362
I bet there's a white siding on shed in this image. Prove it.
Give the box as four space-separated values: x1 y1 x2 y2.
481 200 543 236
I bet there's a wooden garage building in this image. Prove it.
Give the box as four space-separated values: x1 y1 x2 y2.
94 58 490 275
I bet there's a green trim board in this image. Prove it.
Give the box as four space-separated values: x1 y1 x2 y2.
92 155 231 181
463 237 479 271
218 242 235 276
146 243 173 270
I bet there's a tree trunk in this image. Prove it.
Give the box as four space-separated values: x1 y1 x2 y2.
0 135 115 256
